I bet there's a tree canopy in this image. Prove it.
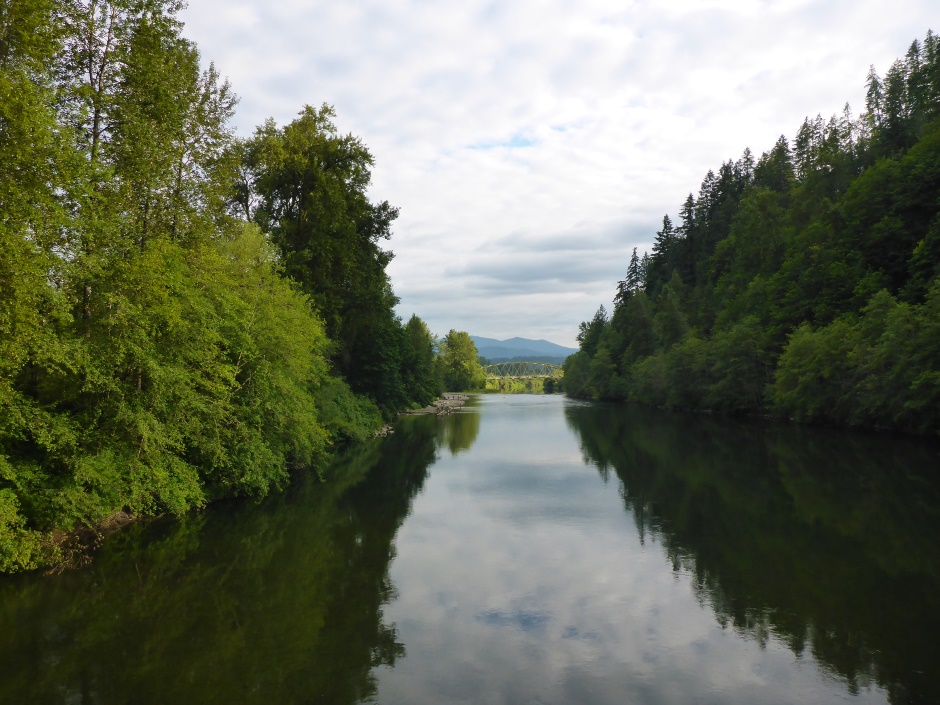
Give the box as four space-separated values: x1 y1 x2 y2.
437 330 485 392
0 0 446 572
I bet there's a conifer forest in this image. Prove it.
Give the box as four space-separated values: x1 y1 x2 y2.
565 30 940 438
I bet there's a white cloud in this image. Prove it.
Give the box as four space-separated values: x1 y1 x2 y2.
181 0 937 346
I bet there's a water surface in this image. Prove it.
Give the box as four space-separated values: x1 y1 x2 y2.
2 395 938 704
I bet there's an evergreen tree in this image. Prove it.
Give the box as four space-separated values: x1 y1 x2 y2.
677 194 695 237
882 59 911 150
646 215 677 294
924 31 940 120
627 247 642 292
652 216 675 257
865 65 885 131
576 306 608 359
753 136 794 192
615 248 642 306
640 251 651 287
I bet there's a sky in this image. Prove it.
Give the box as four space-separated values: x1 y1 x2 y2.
180 0 935 348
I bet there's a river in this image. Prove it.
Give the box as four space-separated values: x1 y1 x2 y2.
1 394 938 704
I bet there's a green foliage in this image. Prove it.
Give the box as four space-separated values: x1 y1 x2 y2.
401 315 443 405
617 291 657 365
562 351 592 398
241 106 391 399
771 320 860 424
0 485 48 573
569 31 940 435
0 419 442 701
437 330 485 391
0 1 438 571
576 306 608 358
2 224 340 548
313 377 383 445
653 279 689 348
484 378 552 393
840 119 940 300
704 317 771 411
237 105 438 414
588 346 621 399
774 285 940 433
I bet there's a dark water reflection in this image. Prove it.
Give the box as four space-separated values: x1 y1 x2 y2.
1 395 938 704
0 418 441 705
563 401 940 705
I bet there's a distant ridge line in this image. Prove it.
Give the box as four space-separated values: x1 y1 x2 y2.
470 335 578 363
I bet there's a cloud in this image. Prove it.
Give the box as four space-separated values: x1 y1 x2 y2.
181 0 937 346
476 608 551 632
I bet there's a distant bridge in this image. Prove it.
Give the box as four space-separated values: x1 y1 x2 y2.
483 362 564 379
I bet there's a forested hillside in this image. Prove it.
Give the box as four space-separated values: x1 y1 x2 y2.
566 31 940 436
0 0 445 571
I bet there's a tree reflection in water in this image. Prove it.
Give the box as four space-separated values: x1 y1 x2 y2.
564 401 940 705
0 417 443 705
435 402 481 456
3 400 936 705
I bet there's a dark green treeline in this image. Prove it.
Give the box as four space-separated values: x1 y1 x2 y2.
0 0 442 572
566 31 940 436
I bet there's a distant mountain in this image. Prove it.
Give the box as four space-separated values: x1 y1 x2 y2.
471 336 578 364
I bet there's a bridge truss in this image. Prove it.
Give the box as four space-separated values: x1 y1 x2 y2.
483 362 564 379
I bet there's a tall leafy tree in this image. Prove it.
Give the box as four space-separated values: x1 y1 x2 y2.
0 0 406 573
0 0 76 570
241 104 407 408
437 331 484 392
401 315 442 405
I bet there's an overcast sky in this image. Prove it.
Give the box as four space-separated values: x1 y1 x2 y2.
181 0 934 347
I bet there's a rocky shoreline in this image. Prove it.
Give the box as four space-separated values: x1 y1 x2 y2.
374 395 472 437
397 393 471 416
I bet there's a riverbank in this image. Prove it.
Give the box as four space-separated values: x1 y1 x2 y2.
397 394 472 416
12 396 472 574
12 400 448 574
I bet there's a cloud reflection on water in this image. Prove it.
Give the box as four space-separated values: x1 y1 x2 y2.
376 395 906 704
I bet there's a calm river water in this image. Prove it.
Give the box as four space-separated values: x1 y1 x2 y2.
2 395 939 704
